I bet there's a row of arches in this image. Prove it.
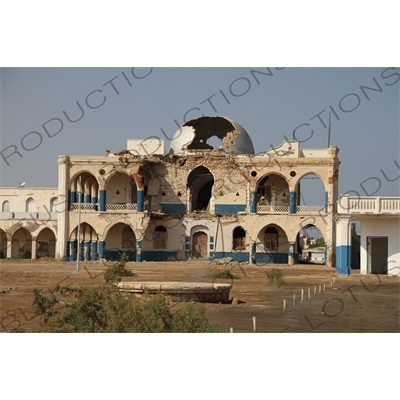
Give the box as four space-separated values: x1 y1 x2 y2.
0 228 56 259
63 221 324 264
1 198 60 213
191 224 324 264
188 167 327 213
0 222 323 263
68 168 327 214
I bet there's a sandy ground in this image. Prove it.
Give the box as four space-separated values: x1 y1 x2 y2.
1 259 399 332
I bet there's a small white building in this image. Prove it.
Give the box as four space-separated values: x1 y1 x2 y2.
336 195 400 275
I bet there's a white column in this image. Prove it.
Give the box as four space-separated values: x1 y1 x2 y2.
31 239 37 259
57 156 69 259
336 215 352 275
6 239 12 259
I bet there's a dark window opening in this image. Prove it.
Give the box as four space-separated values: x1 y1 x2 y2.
153 226 167 249
233 227 246 250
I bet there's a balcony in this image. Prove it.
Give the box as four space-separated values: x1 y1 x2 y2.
70 203 98 210
338 196 400 215
296 205 326 213
106 203 138 211
257 205 289 214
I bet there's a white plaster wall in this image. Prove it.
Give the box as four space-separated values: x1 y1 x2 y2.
359 218 400 276
0 188 59 212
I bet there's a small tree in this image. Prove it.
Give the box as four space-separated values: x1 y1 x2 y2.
104 253 137 283
266 268 286 288
32 283 218 333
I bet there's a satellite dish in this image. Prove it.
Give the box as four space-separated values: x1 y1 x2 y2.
19 182 25 188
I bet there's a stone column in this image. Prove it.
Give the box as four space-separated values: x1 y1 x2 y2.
137 189 144 212
98 240 105 259
84 180 91 204
84 241 91 261
249 241 256 264
31 238 37 260
99 190 106 212
288 242 295 265
336 215 352 275
91 241 97 261
92 186 98 211
136 239 142 262
6 239 12 259
57 156 69 259
249 191 256 214
289 192 296 214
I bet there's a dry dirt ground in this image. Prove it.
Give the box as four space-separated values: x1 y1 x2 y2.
1 259 399 333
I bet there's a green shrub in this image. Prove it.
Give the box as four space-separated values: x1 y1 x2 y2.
172 302 218 333
266 268 286 288
32 284 218 333
104 253 137 283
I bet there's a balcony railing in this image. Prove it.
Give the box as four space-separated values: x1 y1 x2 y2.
257 205 289 214
106 203 137 211
296 205 326 213
338 196 400 215
70 203 98 210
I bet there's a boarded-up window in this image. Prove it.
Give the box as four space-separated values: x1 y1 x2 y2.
233 227 246 251
153 226 167 249
265 227 278 251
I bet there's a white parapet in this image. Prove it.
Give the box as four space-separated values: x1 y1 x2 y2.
338 196 400 215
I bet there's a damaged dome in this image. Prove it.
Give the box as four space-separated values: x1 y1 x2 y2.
169 116 255 154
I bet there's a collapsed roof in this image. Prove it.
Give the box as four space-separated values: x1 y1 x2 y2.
169 116 255 155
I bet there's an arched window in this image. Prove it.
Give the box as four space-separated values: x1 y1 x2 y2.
265 227 278 251
233 227 246 250
50 197 58 212
153 226 167 249
26 198 35 212
2 201 10 212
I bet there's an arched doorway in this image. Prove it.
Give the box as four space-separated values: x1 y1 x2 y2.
37 228 56 258
192 231 208 258
187 166 214 212
256 224 289 264
256 174 289 213
232 226 246 251
105 172 137 211
296 224 325 264
70 172 99 210
295 173 326 214
12 228 32 258
69 223 98 261
105 223 136 261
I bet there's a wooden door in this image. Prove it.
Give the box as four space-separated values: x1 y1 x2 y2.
193 232 208 258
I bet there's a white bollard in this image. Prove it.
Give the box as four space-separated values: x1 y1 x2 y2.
308 288 311 299
253 316 257 332
283 299 286 312
301 289 304 302
324 284 326 291
293 294 296 307
230 327 234 333
314 287 317 296
319 285 321 294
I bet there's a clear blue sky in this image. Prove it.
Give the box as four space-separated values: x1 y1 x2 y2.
1 67 399 201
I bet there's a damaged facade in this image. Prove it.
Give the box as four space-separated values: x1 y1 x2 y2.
1 116 341 268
